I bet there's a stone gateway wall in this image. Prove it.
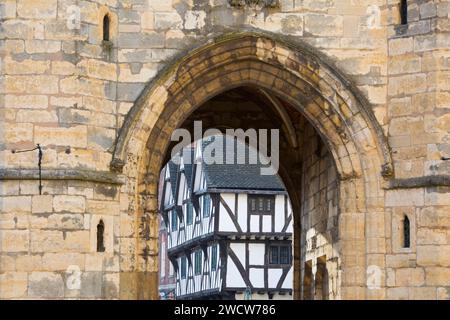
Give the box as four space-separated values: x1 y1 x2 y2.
1 0 449 299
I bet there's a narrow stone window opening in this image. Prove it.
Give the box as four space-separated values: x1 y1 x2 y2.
97 220 106 252
314 256 329 300
403 215 410 248
103 14 110 41
303 261 313 300
400 0 408 25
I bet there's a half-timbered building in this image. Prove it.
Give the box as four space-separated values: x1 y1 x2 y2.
159 136 293 300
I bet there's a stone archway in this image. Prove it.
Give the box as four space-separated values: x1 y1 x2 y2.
112 31 393 300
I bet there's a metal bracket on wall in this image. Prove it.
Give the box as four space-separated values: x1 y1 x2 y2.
11 144 43 194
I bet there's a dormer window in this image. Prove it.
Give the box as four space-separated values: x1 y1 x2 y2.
248 195 274 214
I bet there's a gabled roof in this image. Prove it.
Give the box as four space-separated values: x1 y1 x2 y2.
161 135 286 197
200 135 285 192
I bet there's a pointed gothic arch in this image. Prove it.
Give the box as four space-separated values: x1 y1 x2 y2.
112 31 393 300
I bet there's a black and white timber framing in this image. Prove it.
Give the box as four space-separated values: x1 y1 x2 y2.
159 136 293 299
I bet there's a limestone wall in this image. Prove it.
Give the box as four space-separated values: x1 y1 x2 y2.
299 122 339 300
0 0 449 299
0 179 121 298
384 0 450 299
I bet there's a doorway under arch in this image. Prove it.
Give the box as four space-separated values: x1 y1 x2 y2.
112 32 393 300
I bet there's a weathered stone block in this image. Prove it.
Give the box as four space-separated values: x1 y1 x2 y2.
417 245 450 267
0 255 15 272
386 189 424 207
118 63 158 83
425 187 450 206
154 12 182 30
5 75 59 94
41 253 84 271
0 273 28 299
80 272 103 297
420 2 437 19
418 207 450 228
395 268 425 287
64 231 90 252
117 83 145 101
47 213 84 230
5 95 48 109
184 11 206 30
2 196 32 212
52 61 77 76
16 255 43 272
4 123 34 144
304 14 343 36
388 74 427 97
83 96 116 114
0 0 16 19
389 37 413 56
28 272 64 298
17 0 57 19
1 230 30 252
425 267 450 286
35 125 88 148
30 230 64 253
103 272 119 299
16 110 58 123
78 59 117 81
4 57 50 75
25 40 61 54
53 195 86 213
87 126 116 151
417 228 447 245
32 195 53 213
388 55 421 75
118 32 165 48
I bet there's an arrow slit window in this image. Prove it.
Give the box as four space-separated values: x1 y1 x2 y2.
400 0 407 25
97 220 105 252
103 14 110 41
403 215 410 248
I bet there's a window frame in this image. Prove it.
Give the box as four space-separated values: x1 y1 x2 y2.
194 250 202 276
248 195 275 215
171 210 178 231
203 194 211 218
180 256 187 279
186 201 194 225
268 245 291 266
211 245 218 271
